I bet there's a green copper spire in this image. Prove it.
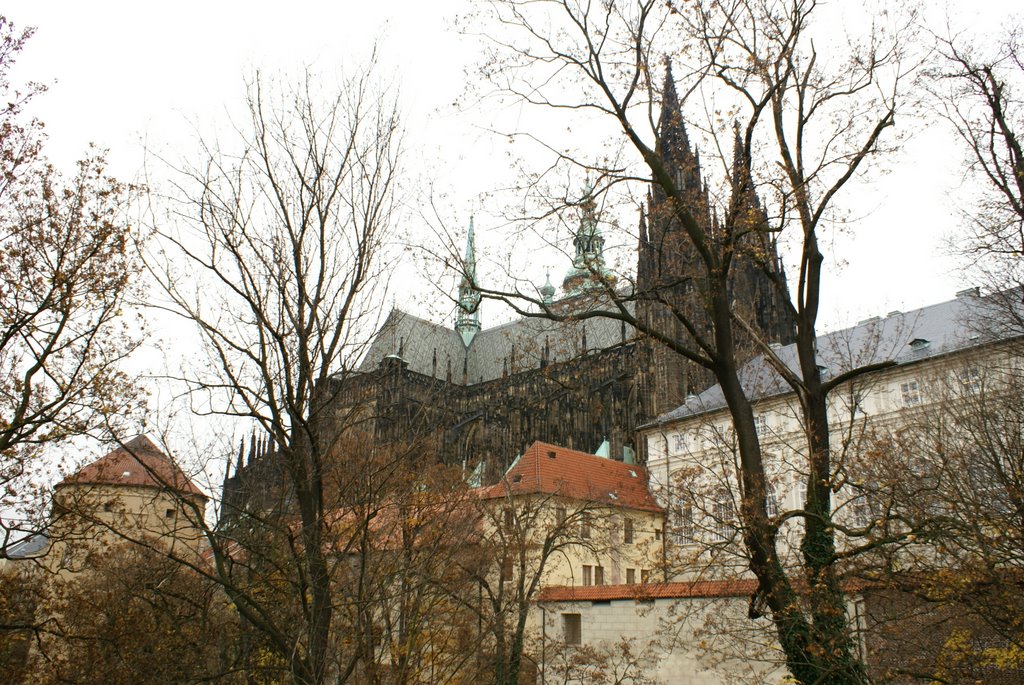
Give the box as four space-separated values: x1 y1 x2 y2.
562 182 616 294
456 216 481 346
540 271 555 305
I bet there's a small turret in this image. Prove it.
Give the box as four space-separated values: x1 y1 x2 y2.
540 272 555 305
455 217 482 346
562 183 617 295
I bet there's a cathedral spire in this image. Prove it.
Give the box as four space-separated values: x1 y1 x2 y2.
657 62 703 194
731 121 751 198
562 182 616 294
729 119 764 223
455 216 481 346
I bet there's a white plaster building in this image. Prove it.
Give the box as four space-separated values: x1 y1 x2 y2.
643 287 1015 569
533 288 1022 684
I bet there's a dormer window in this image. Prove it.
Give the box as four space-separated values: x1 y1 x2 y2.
909 338 930 351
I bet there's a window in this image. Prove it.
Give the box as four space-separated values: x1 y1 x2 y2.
851 495 875 529
594 566 604 586
626 568 636 584
754 414 768 437
960 365 982 393
766 488 780 518
580 514 591 539
900 380 921 407
555 507 567 525
672 433 685 453
562 613 581 645
503 508 514 528
164 508 175 519
103 502 114 513
714 494 735 541
623 518 634 544
675 503 695 545
582 565 593 586
640 569 650 584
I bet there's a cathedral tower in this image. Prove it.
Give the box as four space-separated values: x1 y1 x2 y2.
636 65 796 417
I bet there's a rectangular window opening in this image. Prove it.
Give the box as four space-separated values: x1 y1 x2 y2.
562 613 581 645
900 380 921 407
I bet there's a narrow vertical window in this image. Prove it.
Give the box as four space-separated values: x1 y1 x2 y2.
754 414 768 437
556 507 567 525
623 517 634 544
714 494 735 541
676 503 694 544
563 613 582 645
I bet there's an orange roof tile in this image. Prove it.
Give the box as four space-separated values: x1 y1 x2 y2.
58 436 206 499
538 577 874 603
478 441 662 513
537 579 759 602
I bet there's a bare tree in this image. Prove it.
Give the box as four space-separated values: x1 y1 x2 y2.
466 485 607 685
850 353 1024 683
29 543 240 685
150 65 402 685
931 24 1024 331
456 1 916 682
933 26 1024 285
0 16 145 558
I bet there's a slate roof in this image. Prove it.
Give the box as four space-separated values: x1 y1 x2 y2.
6 532 49 559
477 441 663 513
649 289 1015 425
58 436 206 499
357 305 634 385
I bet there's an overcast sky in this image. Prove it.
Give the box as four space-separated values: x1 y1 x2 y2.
6 0 1020 334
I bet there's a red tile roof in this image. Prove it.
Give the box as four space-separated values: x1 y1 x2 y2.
58 436 206 499
537 579 759 602
478 441 662 513
538 577 874 603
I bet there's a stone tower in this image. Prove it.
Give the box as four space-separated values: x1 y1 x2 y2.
636 65 796 416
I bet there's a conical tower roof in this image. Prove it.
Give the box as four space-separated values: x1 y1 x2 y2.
58 436 206 499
